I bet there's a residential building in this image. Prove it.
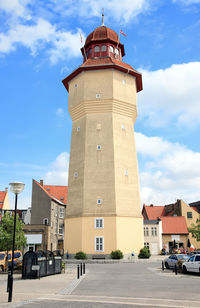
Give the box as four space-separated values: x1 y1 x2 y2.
62 23 144 257
143 219 162 255
29 179 67 252
0 188 9 223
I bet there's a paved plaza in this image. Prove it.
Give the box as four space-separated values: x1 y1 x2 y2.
0 260 200 307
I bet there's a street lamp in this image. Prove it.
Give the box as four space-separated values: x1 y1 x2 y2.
8 182 25 303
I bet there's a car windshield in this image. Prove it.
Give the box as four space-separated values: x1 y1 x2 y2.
195 256 200 261
0 254 5 260
177 255 185 259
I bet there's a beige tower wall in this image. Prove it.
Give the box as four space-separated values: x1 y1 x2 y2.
65 68 144 256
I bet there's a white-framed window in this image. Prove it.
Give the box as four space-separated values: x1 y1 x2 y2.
97 199 102 205
101 45 107 51
109 46 114 53
77 126 80 132
151 227 157 236
97 145 101 151
43 218 48 225
94 45 100 52
59 223 64 235
59 207 64 218
115 48 119 55
95 236 104 252
144 227 149 236
95 218 104 229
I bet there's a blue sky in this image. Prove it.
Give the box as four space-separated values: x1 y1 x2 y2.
0 0 200 209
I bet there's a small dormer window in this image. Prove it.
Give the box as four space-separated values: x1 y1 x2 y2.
94 46 100 52
101 45 107 52
109 46 114 53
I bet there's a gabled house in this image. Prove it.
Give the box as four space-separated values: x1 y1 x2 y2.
0 188 9 222
23 179 67 253
142 199 200 254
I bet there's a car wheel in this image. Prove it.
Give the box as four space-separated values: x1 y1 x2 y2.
182 266 187 274
165 262 169 269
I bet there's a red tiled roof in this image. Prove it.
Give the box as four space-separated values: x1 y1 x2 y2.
162 216 188 234
34 180 67 205
0 191 7 209
190 206 199 213
143 205 166 220
85 26 119 46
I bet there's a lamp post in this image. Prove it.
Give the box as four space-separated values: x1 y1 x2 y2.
8 182 25 303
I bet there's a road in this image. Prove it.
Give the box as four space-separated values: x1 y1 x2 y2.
1 262 200 307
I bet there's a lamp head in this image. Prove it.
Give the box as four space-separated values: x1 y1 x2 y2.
9 182 25 195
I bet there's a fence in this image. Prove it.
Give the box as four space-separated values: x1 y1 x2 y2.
22 250 62 279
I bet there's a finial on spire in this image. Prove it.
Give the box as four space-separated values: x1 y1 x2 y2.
102 8 104 26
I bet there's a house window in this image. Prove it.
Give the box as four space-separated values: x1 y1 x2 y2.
151 227 157 236
154 227 157 236
187 212 192 218
95 237 104 251
43 218 48 225
55 222 58 233
145 227 149 236
95 218 104 229
109 46 114 53
97 199 102 205
97 145 101 151
144 242 149 249
101 45 107 51
59 207 64 218
55 206 58 217
143 227 146 236
94 45 100 52
59 223 64 235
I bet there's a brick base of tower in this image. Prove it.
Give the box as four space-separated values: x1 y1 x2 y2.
64 216 144 256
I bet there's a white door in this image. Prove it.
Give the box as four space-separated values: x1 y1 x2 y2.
151 243 158 255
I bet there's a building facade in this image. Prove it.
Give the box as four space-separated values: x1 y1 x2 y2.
63 24 144 257
30 179 67 252
0 188 9 223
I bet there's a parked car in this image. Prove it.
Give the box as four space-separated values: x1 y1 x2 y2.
182 254 200 274
0 251 6 272
164 254 189 269
0 250 22 271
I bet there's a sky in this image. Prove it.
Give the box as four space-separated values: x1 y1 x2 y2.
0 0 200 209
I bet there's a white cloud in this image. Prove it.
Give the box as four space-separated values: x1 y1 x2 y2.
138 62 200 127
56 108 65 117
135 132 200 205
44 152 69 185
0 18 83 63
0 0 30 19
173 0 200 5
50 0 151 24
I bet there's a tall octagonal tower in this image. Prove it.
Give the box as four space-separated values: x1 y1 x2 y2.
62 24 144 257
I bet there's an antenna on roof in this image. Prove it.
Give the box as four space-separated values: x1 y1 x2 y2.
102 8 104 26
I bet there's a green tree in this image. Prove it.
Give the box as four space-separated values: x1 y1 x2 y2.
188 218 200 242
0 212 27 252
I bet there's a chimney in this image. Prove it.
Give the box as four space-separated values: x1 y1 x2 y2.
40 180 44 186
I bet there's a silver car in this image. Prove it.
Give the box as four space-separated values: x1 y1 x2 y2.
182 254 200 273
164 254 189 269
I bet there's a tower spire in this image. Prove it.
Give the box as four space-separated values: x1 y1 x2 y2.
102 8 104 26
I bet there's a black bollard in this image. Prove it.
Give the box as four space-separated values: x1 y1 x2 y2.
162 261 164 271
80 263 82 276
174 264 177 275
83 263 85 274
77 264 80 279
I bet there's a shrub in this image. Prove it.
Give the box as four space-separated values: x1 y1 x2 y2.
138 247 151 259
110 250 123 259
75 251 87 259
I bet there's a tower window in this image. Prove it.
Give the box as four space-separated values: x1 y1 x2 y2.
43 218 48 225
96 123 101 130
121 124 125 130
101 45 107 52
122 80 126 85
77 126 80 132
115 48 119 55
88 48 92 55
94 45 100 52
96 93 101 99
97 199 102 205
95 218 104 229
75 84 77 88
74 172 78 178
124 170 128 176
95 237 104 252
109 46 114 53
97 145 101 151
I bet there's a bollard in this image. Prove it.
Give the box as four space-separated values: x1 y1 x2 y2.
80 263 82 276
83 263 85 274
174 264 177 275
162 261 164 271
77 264 80 279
